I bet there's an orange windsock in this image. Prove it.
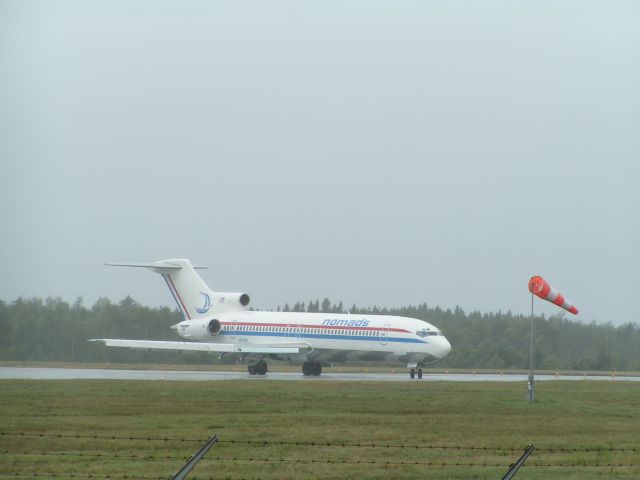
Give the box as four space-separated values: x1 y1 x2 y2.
528 275 579 315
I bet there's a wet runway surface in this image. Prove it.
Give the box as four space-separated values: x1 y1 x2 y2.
1 367 637 382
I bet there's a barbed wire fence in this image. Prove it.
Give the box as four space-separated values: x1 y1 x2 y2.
3 432 639 453
1 431 638 479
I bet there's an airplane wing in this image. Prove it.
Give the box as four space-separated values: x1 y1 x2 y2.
89 339 304 354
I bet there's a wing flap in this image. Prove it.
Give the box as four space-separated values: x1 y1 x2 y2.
89 339 301 354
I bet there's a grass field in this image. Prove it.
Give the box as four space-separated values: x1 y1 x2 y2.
1 379 639 479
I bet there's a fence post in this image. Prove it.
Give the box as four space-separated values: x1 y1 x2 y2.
171 435 218 480
501 444 535 480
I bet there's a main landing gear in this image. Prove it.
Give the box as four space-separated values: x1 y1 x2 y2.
248 360 268 375
409 368 423 379
302 361 322 376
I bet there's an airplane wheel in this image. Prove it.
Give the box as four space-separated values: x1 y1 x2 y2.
257 361 268 375
302 362 312 376
312 362 322 376
417 368 423 379
410 368 415 379
248 365 256 375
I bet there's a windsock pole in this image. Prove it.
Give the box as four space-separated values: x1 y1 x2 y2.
527 275 579 403
528 293 535 403
530 292 534 374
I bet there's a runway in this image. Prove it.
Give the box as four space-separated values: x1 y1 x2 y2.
1 367 637 382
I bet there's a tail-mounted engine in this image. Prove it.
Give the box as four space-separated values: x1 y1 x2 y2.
212 292 250 310
207 319 222 335
173 317 225 340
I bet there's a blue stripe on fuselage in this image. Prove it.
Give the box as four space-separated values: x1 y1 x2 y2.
218 331 426 344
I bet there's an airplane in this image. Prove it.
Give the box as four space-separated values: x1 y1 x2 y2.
91 259 451 378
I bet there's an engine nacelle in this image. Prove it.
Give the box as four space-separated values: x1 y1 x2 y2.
207 318 221 335
212 292 250 309
173 318 224 340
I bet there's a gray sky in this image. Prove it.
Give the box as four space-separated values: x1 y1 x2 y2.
1 1 638 324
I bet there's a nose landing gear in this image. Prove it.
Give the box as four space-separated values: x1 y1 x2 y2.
408 364 423 379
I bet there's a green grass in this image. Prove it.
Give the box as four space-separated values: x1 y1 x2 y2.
1 380 639 479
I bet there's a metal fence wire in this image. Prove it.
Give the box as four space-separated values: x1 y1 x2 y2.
1 431 638 479
1 432 637 453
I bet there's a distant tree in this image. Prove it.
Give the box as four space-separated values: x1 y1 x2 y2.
307 300 320 313
1 295 638 371
333 301 344 313
321 298 331 313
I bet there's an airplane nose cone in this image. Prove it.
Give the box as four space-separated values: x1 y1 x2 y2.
438 336 452 358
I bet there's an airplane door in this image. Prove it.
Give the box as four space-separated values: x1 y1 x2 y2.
231 320 237 345
380 324 390 346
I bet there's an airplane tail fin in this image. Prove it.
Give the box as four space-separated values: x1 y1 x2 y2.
103 259 250 320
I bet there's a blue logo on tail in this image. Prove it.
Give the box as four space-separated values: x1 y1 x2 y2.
195 292 212 314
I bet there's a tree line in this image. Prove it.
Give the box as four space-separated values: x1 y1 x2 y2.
1 296 638 371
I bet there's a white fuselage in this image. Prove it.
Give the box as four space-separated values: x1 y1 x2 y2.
173 311 451 365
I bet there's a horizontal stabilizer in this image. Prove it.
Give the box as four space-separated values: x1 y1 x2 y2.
103 262 208 270
89 339 301 354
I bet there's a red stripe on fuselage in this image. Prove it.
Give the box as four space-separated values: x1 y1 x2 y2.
220 321 409 333
167 275 191 320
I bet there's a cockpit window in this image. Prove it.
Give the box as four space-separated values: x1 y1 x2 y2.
417 329 440 337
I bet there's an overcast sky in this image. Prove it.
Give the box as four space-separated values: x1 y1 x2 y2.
1 1 638 325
